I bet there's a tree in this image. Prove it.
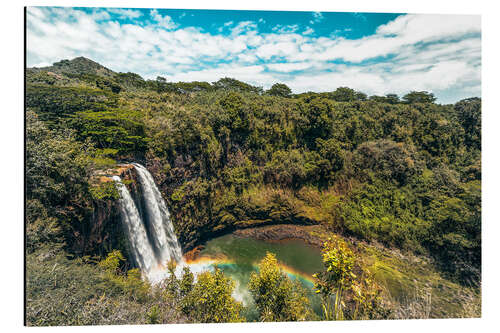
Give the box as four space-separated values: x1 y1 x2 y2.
266 83 292 98
26 84 118 124
313 238 388 320
180 267 243 323
385 93 400 104
249 253 312 321
212 77 263 94
313 238 356 320
352 139 421 185
98 250 151 302
217 92 250 142
355 91 367 101
369 95 388 103
316 138 345 174
368 94 399 104
156 76 167 93
179 266 194 297
98 249 125 274
299 97 335 146
264 149 320 188
71 108 149 156
402 91 436 104
425 181 481 286
454 97 481 150
162 260 180 299
26 110 95 253
96 77 122 94
329 87 357 102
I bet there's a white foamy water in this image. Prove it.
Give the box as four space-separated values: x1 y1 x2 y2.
112 164 186 283
132 163 182 264
112 175 158 280
112 164 219 284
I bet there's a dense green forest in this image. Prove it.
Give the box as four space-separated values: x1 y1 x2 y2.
25 57 481 325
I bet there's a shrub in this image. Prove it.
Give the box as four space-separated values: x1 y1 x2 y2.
313 238 389 320
180 267 244 323
249 252 313 321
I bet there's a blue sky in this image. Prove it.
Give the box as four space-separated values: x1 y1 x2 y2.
27 7 481 103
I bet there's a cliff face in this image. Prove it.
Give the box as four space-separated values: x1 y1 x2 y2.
144 158 320 252
85 198 122 256
70 165 139 259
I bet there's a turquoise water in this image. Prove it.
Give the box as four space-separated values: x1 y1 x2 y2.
194 234 324 320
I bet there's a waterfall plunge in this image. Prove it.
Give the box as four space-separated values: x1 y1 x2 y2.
112 175 158 278
132 163 182 264
112 164 183 283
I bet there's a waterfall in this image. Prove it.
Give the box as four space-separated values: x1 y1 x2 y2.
112 175 158 278
112 164 183 283
132 163 182 264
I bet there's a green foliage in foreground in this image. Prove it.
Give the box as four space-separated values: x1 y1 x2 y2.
26 242 480 325
25 248 185 326
181 268 244 323
98 250 151 302
249 253 314 321
162 261 244 323
313 237 390 320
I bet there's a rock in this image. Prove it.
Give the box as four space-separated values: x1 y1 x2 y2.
233 224 324 249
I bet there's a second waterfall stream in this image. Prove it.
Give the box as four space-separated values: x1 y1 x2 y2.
112 163 184 283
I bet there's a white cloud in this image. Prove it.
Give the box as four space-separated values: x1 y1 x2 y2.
255 41 298 60
310 12 324 25
108 8 142 19
26 8 481 103
31 61 51 68
351 13 367 22
150 9 177 30
272 24 299 33
88 9 111 21
237 53 258 63
231 21 257 36
304 14 481 63
267 62 314 72
303 27 314 35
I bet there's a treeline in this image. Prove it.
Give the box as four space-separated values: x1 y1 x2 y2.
25 57 481 289
29 57 437 103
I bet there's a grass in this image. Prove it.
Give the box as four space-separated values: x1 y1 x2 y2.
25 246 186 326
358 242 481 318
303 224 480 319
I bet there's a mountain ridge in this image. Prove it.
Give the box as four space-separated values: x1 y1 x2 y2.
29 56 116 78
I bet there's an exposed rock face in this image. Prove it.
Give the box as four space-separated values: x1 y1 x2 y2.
233 224 325 249
145 158 323 252
67 195 124 258
72 164 138 258
183 245 204 262
85 198 122 256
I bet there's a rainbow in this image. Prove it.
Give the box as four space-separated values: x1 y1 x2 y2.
184 255 317 287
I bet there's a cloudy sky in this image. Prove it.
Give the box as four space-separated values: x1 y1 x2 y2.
26 7 481 103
